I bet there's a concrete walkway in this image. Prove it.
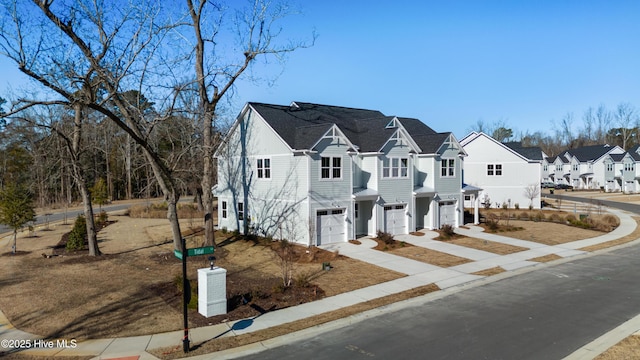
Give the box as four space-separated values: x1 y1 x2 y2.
1 208 639 359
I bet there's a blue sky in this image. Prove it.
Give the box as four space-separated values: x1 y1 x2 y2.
2 1 640 139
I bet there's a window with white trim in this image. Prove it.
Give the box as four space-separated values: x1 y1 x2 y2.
321 156 341 179
543 164 548 172
625 163 635 172
257 158 271 179
606 163 613 171
221 201 227 219
355 203 359 219
238 202 244 220
441 159 455 177
382 157 408 178
487 164 502 176
572 164 578 171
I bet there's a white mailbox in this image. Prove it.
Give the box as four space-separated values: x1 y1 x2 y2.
198 267 227 317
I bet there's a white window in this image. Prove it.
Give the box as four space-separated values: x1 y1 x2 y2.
257 158 271 179
221 201 227 219
543 165 548 172
355 203 359 219
382 157 408 178
441 159 455 177
625 163 635 172
487 164 502 176
238 202 244 220
572 164 579 171
606 163 613 171
321 156 341 179
556 164 562 171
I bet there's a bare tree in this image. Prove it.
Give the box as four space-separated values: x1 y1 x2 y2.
0 0 188 250
615 102 637 150
523 183 540 210
184 0 314 246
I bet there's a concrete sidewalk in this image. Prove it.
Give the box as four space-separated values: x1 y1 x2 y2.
1 208 639 359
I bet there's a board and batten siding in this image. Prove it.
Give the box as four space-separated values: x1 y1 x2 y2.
308 137 354 243
433 147 463 195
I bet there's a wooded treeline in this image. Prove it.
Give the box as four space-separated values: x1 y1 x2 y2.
0 97 205 207
0 0 313 254
470 102 640 156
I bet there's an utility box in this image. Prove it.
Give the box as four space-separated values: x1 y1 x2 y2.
197 267 227 317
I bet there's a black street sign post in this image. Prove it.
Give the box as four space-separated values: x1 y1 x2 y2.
181 238 190 353
174 241 215 353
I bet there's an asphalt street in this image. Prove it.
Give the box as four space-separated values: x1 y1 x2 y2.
235 242 640 360
0 203 133 235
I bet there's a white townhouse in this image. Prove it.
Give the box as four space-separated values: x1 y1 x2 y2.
214 101 468 246
460 132 544 209
555 144 624 190
604 145 640 193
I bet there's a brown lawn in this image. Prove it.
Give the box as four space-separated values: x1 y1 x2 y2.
0 214 405 341
388 246 471 267
444 236 527 255
486 220 606 245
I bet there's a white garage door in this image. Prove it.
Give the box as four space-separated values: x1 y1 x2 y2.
316 209 345 245
384 205 406 235
439 201 456 228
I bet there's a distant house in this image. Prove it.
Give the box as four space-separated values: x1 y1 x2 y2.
214 101 468 246
604 145 640 192
554 144 624 190
460 132 544 209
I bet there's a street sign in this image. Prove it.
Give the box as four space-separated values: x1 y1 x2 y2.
187 246 214 257
174 246 214 260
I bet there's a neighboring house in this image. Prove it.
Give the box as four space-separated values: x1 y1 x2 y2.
604 146 640 193
214 101 467 246
459 132 543 209
552 154 571 186
603 153 625 192
555 144 624 190
541 156 554 184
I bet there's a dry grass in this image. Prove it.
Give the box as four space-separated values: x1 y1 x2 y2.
594 335 640 359
445 237 527 255
150 284 440 359
529 254 563 263
388 246 471 267
580 217 640 252
492 220 605 245
0 215 404 341
472 267 506 276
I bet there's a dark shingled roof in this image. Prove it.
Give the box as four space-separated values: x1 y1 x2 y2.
610 153 626 162
249 101 445 153
503 142 544 161
564 144 615 162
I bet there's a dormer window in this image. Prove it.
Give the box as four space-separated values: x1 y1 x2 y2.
441 159 455 177
321 156 342 179
382 157 408 178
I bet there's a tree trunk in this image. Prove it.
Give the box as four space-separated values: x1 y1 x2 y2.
79 179 99 256
126 136 133 199
202 111 216 247
72 103 101 256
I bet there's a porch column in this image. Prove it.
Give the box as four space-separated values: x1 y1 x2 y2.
474 194 480 225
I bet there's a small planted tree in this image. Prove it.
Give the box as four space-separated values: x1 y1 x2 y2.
91 178 109 212
0 183 36 254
